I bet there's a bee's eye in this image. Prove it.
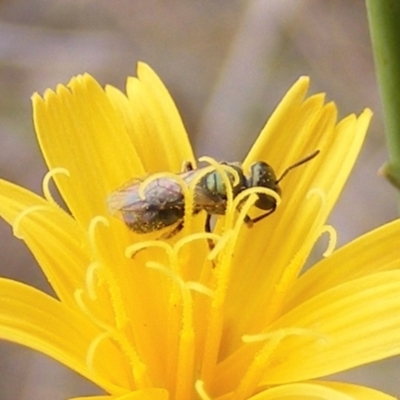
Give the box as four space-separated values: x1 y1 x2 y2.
255 193 277 211
249 162 278 189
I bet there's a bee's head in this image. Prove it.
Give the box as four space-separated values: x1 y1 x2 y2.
248 161 281 211
247 150 320 212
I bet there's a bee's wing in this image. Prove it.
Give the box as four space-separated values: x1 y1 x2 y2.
107 177 186 214
107 180 146 216
107 176 187 233
192 185 221 207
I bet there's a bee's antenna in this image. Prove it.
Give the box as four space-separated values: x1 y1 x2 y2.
276 150 320 184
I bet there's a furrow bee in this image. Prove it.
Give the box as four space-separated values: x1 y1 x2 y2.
107 150 319 236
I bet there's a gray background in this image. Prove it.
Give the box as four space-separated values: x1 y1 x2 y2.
0 1 398 399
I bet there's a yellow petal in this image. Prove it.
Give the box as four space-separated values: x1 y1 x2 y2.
33 74 140 228
214 270 400 390
3 65 388 400
264 270 400 384
285 218 400 310
0 278 129 394
314 381 397 400
70 397 111 400
108 63 196 174
69 397 111 400
248 382 353 399
104 84 146 175
70 388 169 400
134 62 195 171
222 82 372 349
244 76 311 167
247 381 396 399
0 178 88 308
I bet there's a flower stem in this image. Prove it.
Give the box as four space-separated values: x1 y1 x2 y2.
366 0 400 198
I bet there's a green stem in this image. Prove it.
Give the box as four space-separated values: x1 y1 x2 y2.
366 0 400 196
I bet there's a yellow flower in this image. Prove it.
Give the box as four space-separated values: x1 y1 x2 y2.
0 62 399 400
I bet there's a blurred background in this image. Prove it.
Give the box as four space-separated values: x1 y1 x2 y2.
0 0 398 398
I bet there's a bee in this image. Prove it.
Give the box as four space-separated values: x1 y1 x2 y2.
107 150 319 236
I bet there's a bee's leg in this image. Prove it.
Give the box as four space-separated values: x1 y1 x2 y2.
182 161 194 172
205 213 212 233
161 220 184 239
203 214 218 268
243 214 254 228
244 205 276 227
204 213 217 253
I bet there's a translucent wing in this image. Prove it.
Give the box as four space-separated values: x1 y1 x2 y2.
107 177 186 233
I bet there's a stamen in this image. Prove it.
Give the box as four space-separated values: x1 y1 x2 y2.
87 216 109 256
242 327 327 344
305 189 337 258
13 205 49 239
87 216 131 330
85 261 102 301
198 156 241 187
185 282 214 298
137 170 194 233
320 224 337 257
82 218 152 388
87 329 150 390
224 187 281 233
184 166 216 234
148 263 197 398
233 187 281 220
138 171 188 200
235 187 280 211
174 232 221 250
137 164 218 235
207 230 234 261
232 191 256 216
200 230 237 383
77 287 151 389
145 261 213 298
145 257 214 399
125 240 173 258
86 330 114 373
195 380 213 400
74 288 114 331
198 157 242 232
262 249 307 326
179 162 228 235
236 328 328 399
231 192 259 230
146 261 182 283
42 167 70 204
234 330 284 400
174 232 222 266
306 187 327 213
